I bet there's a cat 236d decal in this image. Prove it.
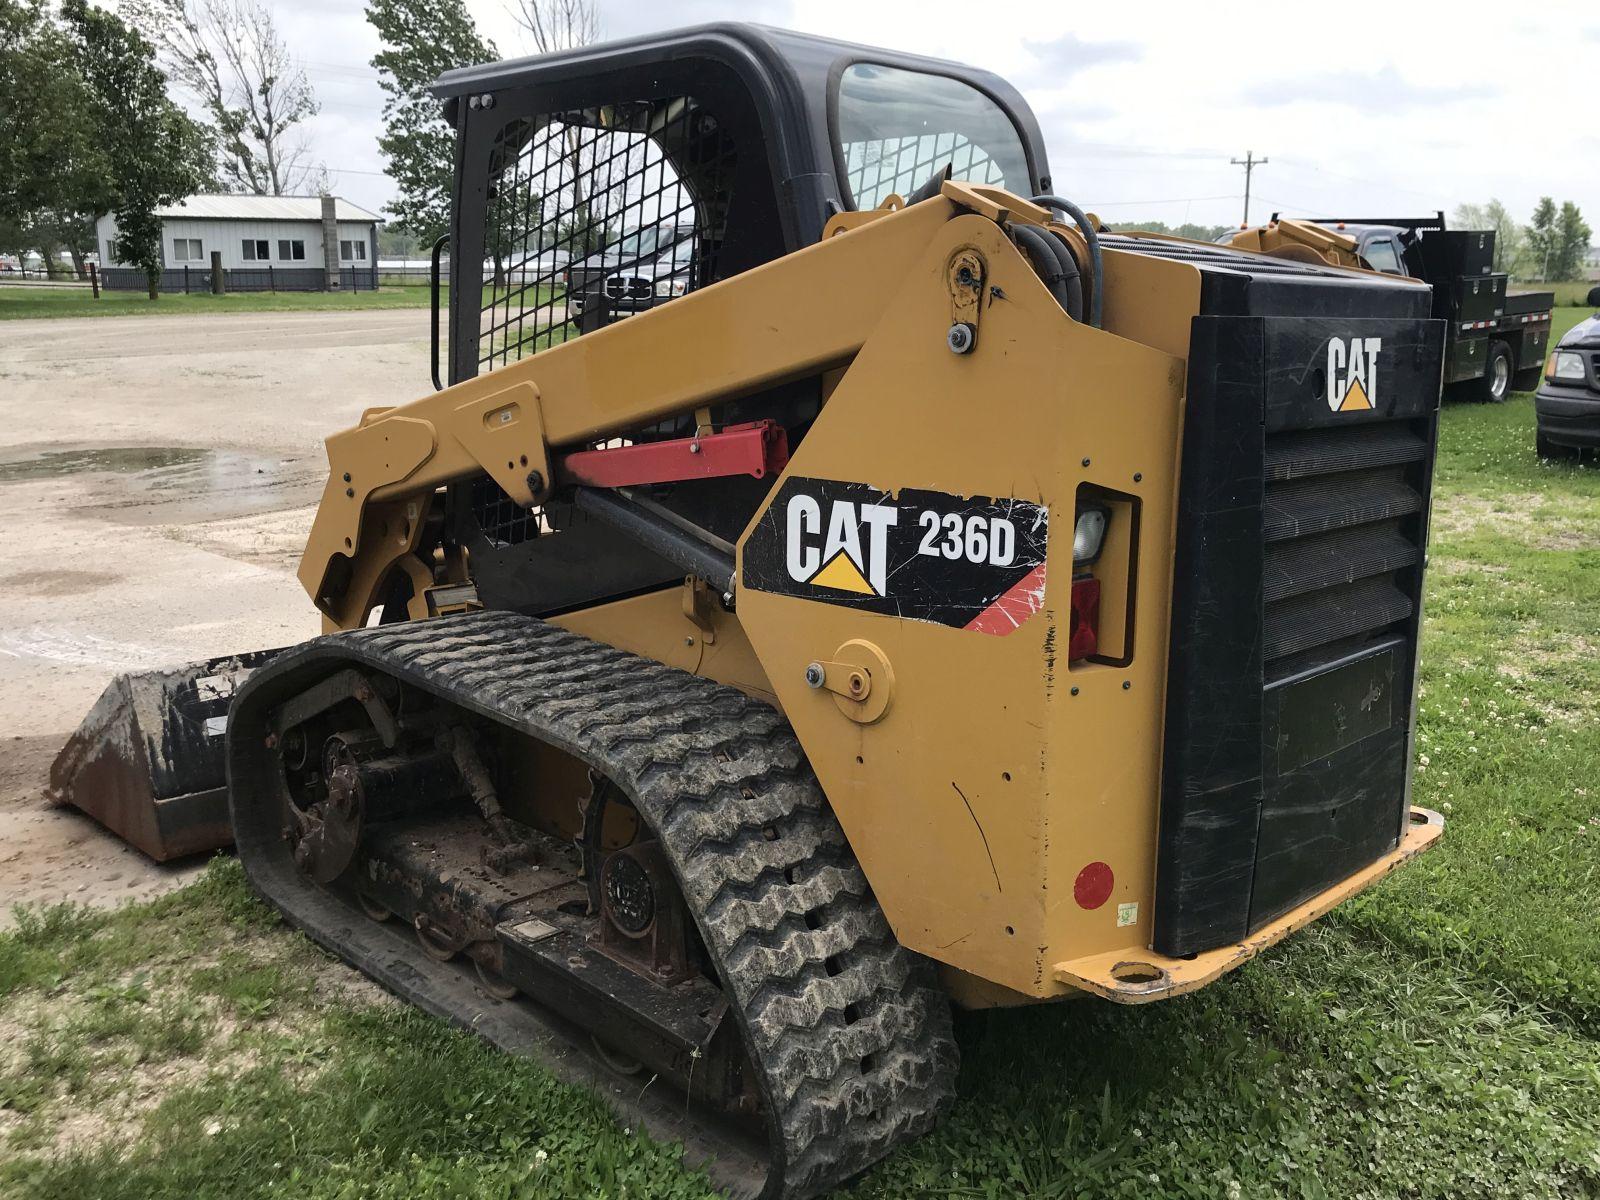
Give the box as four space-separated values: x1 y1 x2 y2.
741 477 1050 635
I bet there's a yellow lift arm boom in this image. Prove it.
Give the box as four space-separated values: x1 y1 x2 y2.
300 184 1058 630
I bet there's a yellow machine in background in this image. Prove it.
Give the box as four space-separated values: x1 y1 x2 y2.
55 25 1447 1199
1226 217 1369 268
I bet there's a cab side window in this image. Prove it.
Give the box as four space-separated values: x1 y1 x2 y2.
1361 236 1403 274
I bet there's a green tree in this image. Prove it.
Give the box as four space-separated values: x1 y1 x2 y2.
1108 220 1231 243
1553 202 1591 282
61 0 211 299
1524 196 1558 280
1452 199 1522 274
0 0 112 277
366 0 495 243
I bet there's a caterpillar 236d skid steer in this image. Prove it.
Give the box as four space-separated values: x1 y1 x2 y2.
53 24 1449 1197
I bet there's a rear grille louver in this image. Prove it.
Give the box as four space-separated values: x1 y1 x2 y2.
1262 421 1429 679
1263 520 1419 604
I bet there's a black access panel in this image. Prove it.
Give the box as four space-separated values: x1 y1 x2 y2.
1155 311 1444 957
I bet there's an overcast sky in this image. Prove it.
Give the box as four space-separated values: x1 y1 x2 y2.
276 0 1598 234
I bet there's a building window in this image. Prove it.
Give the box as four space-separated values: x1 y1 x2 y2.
277 239 306 261
242 239 269 261
340 239 367 262
171 238 203 262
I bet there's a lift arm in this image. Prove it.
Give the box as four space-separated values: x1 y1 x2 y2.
1225 218 1367 268
300 183 1055 630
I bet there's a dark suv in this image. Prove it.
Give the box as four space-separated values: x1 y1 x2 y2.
1535 287 1600 458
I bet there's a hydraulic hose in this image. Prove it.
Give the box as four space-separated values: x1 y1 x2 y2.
1010 222 1084 324
1031 194 1103 328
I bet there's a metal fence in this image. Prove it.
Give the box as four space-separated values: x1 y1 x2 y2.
374 257 574 288
0 267 86 283
98 265 380 293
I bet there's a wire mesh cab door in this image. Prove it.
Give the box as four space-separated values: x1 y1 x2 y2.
437 52 794 616
444 59 788 387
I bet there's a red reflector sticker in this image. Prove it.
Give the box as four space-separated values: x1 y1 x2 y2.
1074 861 1114 909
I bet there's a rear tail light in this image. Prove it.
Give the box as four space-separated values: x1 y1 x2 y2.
1070 501 1109 660
1069 577 1100 660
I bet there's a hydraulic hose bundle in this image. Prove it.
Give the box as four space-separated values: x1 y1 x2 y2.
1012 194 1105 329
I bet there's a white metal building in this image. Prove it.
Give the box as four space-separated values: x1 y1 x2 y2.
95 194 382 292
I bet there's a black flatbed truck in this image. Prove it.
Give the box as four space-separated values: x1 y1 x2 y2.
1281 212 1555 402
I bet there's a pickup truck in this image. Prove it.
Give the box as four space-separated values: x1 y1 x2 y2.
1268 213 1556 402
565 222 696 326
1534 287 1600 458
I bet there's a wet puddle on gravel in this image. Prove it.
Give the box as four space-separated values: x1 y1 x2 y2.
0 445 320 523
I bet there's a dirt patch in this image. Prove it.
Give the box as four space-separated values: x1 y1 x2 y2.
152 505 317 572
8 570 122 598
1428 556 1509 578
0 734 206 927
1495 631 1600 725
3 995 284 1159
0 921 392 1158
1430 490 1600 550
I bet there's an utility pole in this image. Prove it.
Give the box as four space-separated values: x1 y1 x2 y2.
1230 150 1268 227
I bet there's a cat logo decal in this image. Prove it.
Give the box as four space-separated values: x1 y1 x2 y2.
744 478 1050 635
1327 336 1382 412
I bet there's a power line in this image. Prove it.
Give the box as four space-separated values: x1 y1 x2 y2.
1229 151 1267 226
1252 193 1336 219
1081 193 1241 209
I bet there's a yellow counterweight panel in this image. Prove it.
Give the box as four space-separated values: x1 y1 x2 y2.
735 214 1187 998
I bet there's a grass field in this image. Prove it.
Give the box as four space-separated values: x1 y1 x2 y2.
2 386 1599 1197
0 282 570 322
0 285 435 320
1517 280 1599 308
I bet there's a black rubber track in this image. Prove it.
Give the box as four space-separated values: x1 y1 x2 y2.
226 609 957 1199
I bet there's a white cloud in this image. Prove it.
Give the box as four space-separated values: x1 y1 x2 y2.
274 0 1595 234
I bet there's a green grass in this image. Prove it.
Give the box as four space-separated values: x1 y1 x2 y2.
0 281 566 321
3 388 1599 1197
0 285 436 320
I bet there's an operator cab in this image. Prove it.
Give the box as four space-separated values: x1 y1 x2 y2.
431 23 1048 384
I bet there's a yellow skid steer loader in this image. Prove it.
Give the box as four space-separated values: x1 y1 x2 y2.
52 25 1446 1197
